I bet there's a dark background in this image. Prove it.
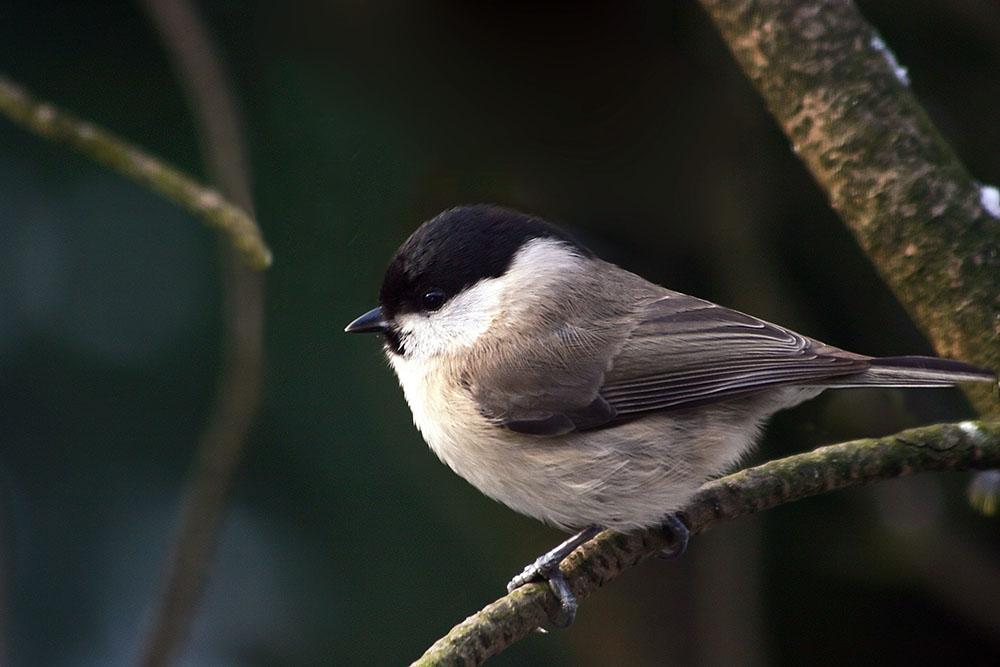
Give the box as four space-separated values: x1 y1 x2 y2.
1 1 999 664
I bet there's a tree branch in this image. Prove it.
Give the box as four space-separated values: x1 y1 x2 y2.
413 421 1000 666
0 71 271 270
695 0 1000 418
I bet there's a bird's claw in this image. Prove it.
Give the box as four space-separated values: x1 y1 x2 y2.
543 569 579 627
658 513 690 559
506 557 579 627
506 525 601 627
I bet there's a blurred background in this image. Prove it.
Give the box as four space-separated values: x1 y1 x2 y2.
1 1 999 665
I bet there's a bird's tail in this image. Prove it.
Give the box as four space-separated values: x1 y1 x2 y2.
824 356 997 388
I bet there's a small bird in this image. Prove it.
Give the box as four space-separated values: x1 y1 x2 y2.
346 204 995 625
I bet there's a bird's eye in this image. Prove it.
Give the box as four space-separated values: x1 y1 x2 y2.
422 288 446 312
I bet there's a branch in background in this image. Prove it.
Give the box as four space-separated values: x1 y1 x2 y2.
695 0 1000 418
414 421 1000 666
0 72 271 270
134 0 267 666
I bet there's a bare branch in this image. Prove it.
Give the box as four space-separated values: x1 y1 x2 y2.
414 421 1000 666
0 72 271 270
134 0 266 665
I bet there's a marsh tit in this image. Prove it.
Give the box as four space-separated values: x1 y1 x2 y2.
346 205 995 624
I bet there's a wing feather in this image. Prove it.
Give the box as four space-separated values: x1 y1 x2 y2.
473 288 870 435
598 294 868 417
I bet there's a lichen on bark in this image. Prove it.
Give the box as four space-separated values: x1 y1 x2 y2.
696 0 999 416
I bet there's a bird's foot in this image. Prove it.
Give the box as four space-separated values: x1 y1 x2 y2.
657 513 689 559
507 525 601 627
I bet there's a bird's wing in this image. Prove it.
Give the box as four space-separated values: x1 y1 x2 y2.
470 316 622 436
598 293 870 417
472 291 870 436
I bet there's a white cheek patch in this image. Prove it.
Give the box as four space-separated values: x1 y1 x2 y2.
495 238 586 316
394 237 586 360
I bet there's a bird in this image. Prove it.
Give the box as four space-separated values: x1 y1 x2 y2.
345 204 996 625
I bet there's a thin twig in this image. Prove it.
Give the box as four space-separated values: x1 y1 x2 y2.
0 72 271 270
413 420 1000 666
134 0 266 665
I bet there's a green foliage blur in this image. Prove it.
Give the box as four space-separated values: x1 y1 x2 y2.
1 1 998 665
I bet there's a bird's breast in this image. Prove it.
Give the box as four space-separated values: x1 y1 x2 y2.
388 353 494 467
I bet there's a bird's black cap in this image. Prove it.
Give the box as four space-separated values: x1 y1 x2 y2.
378 205 591 318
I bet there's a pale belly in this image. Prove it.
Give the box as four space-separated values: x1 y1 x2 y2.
390 353 815 531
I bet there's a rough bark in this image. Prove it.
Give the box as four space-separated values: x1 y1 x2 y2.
696 0 1000 417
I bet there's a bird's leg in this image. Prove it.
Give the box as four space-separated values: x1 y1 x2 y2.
506 516 687 626
658 513 689 559
507 525 601 627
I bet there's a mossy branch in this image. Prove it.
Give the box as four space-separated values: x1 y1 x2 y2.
0 72 272 270
413 420 1000 666
695 0 1000 417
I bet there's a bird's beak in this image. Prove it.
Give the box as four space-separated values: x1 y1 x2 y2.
345 306 389 334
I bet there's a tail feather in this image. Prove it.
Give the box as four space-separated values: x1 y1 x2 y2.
823 355 996 388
